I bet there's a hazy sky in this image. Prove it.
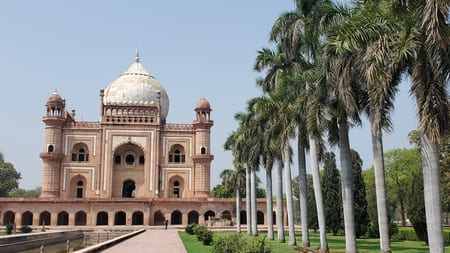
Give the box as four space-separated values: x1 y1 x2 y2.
0 1 417 190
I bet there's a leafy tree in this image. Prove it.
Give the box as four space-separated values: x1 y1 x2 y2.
0 153 21 197
211 184 232 198
441 133 450 224
306 174 319 232
385 148 421 226
321 152 342 235
351 150 369 238
407 166 428 244
9 187 41 198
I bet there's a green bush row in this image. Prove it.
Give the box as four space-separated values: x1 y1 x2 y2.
185 224 213 245
5 223 13 234
185 223 198 235
4 224 32 234
392 228 450 245
212 233 271 253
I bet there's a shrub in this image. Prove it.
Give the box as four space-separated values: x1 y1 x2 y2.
185 223 198 235
20 225 32 233
212 233 246 253
212 234 271 253
195 225 213 245
6 223 13 234
246 236 271 253
367 222 398 239
444 230 450 245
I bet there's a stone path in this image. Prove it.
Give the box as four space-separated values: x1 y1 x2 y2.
102 230 187 253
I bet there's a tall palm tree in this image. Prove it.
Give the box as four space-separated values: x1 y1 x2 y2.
318 47 365 252
269 1 331 250
220 161 246 233
224 120 253 235
253 89 297 246
321 2 404 251
261 148 275 240
401 0 449 250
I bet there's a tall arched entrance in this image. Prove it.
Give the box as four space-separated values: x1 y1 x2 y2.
168 176 184 198
240 211 247 225
204 210 215 222
154 211 165 225
171 210 182 225
188 211 199 224
115 211 126 225
75 211 87 225
257 211 264 225
39 211 50 225
57 211 69 225
122 180 136 198
3 211 15 225
70 175 86 198
21 211 33 225
112 143 145 198
97 212 108 225
132 211 143 225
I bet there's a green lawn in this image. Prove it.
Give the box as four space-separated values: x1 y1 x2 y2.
179 231 450 253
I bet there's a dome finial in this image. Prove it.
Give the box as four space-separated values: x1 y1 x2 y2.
135 49 140 63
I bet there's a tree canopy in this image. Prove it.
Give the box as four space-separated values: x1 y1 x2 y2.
0 152 21 197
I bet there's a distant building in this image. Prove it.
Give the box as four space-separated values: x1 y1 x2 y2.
0 54 274 227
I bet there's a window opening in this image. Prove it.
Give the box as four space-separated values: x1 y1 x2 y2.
48 145 54 153
78 148 85 161
201 147 206 154
139 156 145 164
126 155 135 165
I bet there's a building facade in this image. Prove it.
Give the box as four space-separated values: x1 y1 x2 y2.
0 55 276 227
40 54 213 200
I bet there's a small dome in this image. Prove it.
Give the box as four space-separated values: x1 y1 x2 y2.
48 92 63 103
103 58 169 120
196 97 211 110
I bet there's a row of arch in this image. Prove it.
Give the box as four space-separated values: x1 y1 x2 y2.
3 210 271 226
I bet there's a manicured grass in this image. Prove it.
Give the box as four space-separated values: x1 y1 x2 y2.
180 231 450 253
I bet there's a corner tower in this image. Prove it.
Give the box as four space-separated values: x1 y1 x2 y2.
40 92 66 198
192 98 214 197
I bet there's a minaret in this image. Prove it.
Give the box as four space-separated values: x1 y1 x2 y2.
40 92 66 198
192 98 214 197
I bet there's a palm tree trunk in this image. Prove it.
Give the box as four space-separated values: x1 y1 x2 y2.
246 166 252 235
338 119 357 253
236 187 241 233
266 165 274 240
251 168 258 236
275 159 285 242
420 132 444 252
298 137 310 247
369 113 391 253
309 135 328 251
284 145 296 246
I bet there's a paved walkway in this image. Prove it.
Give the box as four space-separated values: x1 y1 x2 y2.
102 230 187 253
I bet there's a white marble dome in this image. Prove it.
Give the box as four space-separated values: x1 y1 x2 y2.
103 57 169 120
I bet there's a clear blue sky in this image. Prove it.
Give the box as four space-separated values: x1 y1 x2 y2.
0 1 417 190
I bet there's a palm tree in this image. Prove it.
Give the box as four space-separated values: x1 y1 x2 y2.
253 90 297 245
321 2 403 251
224 121 253 235
261 149 275 240
220 161 246 233
401 0 449 250
233 106 265 237
269 1 331 249
333 1 450 251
